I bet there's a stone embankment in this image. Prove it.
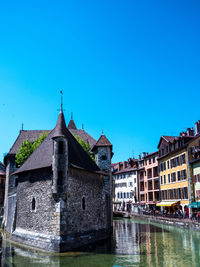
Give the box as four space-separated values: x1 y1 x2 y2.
113 211 200 231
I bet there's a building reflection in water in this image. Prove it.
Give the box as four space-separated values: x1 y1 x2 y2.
0 219 200 266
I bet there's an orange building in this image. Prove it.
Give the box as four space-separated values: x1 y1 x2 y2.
138 151 159 210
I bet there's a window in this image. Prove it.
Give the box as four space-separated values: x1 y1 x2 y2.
167 160 170 169
160 163 163 172
82 197 86 210
160 176 163 184
177 188 181 199
182 169 187 180
134 178 136 183
171 172 176 182
182 187 188 199
163 162 166 171
32 198 36 211
57 171 63 186
176 157 180 166
15 178 18 187
168 174 171 183
153 156 155 163
170 159 174 168
58 141 64 154
101 155 107 160
177 171 181 181
181 154 186 164
149 158 151 164
164 175 166 184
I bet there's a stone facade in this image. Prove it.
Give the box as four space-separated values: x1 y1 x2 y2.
11 167 111 252
4 111 113 252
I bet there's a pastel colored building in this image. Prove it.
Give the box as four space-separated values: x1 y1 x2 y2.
138 152 159 210
157 130 194 210
112 159 138 212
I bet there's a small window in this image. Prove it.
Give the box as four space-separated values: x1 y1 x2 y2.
57 171 63 186
58 141 64 154
82 197 86 210
15 178 18 187
32 198 36 211
101 155 107 160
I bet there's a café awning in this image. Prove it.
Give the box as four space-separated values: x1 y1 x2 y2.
187 202 200 208
156 201 180 207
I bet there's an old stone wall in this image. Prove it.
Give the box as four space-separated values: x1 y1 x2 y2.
15 168 58 235
64 168 108 235
4 155 17 232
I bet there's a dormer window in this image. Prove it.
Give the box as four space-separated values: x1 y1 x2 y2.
58 141 64 154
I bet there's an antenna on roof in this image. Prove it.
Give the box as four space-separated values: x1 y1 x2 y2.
102 129 104 135
71 112 73 119
82 123 84 130
21 123 24 131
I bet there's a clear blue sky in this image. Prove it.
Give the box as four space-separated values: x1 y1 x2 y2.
0 0 200 163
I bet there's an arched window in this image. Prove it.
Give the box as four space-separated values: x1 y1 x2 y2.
57 171 63 186
58 141 64 154
82 197 86 210
32 198 36 211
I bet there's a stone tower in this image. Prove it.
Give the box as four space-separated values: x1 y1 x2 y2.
52 111 68 196
91 133 113 174
92 133 113 228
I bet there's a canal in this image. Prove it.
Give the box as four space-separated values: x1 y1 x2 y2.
1 218 200 266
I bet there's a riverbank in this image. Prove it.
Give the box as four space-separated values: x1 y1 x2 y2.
114 211 200 231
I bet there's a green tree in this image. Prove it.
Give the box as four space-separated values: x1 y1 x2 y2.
73 134 95 161
16 132 49 167
15 139 34 167
32 132 49 151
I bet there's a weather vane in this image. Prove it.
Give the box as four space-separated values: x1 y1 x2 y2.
58 90 65 113
60 90 63 112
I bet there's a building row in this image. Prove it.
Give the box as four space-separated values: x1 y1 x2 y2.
113 120 200 214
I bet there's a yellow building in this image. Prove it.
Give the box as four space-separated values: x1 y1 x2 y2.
187 133 200 203
157 133 194 209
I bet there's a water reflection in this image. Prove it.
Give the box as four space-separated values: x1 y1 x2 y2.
0 219 200 266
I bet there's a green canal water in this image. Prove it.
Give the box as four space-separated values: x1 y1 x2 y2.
1 218 200 267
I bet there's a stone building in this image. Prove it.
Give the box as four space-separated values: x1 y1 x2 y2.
3 110 113 252
0 162 6 208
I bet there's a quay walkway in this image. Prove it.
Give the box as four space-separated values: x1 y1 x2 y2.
113 211 200 231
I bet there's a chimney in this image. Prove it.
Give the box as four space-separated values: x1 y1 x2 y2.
187 128 194 136
195 121 200 135
142 152 146 158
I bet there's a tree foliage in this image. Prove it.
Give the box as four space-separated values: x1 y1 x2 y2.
15 132 49 167
73 134 95 160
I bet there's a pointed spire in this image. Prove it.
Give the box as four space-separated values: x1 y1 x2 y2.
60 90 63 113
67 112 77 130
52 95 67 139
